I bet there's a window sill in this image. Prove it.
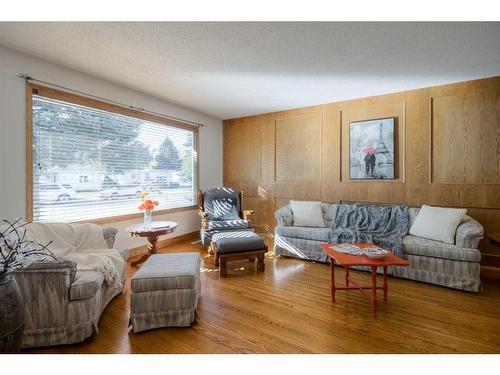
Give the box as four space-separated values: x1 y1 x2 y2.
72 205 199 226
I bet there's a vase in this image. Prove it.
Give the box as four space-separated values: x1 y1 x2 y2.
0 275 26 353
143 210 152 229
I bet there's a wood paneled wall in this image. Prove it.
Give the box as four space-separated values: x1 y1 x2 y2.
223 76 500 273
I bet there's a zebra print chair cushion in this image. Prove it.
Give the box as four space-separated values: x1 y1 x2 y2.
203 187 241 220
212 198 240 220
207 219 249 231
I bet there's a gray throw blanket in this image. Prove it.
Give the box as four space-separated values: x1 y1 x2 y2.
328 204 409 258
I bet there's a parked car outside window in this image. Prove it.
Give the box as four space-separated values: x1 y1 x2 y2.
100 184 144 200
38 184 74 203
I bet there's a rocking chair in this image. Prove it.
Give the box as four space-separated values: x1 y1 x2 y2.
198 187 255 248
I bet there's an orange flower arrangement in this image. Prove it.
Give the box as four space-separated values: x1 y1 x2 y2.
138 192 159 212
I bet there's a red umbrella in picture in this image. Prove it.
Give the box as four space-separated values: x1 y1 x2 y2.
363 147 377 154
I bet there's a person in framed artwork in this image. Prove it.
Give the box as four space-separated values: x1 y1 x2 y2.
364 152 376 176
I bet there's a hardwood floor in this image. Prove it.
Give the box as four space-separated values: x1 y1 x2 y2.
26 241 500 354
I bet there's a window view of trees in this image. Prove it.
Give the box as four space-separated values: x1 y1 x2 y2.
180 133 194 185
154 137 181 171
32 95 197 223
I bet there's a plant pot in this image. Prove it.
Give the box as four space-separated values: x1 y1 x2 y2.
0 275 25 353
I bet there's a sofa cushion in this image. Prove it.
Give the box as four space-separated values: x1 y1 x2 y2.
408 207 420 228
408 207 482 248
69 271 104 301
409 205 467 244
103 227 118 249
275 204 294 227
403 235 481 262
322 203 339 228
290 200 326 228
212 231 266 254
275 202 338 228
275 226 330 242
131 253 200 293
208 219 249 231
201 227 254 247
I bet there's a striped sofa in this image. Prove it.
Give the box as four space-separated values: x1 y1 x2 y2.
274 203 484 292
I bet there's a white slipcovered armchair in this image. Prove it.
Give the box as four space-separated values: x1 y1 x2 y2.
13 224 128 348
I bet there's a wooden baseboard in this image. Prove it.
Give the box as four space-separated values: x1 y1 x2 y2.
482 254 500 268
128 231 199 259
481 265 500 280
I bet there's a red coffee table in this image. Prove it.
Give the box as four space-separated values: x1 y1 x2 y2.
320 243 409 317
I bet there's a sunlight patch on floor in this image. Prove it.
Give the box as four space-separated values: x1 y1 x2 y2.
200 267 219 273
274 235 310 260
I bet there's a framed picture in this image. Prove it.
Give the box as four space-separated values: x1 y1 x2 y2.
349 117 396 180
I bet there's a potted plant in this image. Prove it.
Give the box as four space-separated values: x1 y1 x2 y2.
0 219 56 353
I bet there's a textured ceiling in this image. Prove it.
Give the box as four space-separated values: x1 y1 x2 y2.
0 22 499 119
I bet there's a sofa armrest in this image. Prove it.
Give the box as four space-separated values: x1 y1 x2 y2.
455 216 484 249
13 259 76 277
103 227 118 249
12 260 77 329
275 204 293 227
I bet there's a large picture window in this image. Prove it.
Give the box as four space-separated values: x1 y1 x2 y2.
28 84 198 223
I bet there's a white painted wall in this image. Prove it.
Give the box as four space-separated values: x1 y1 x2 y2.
0 45 223 249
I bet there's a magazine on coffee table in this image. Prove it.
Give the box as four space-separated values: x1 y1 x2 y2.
331 243 365 255
330 243 386 257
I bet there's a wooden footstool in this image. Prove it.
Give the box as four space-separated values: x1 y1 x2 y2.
210 231 267 277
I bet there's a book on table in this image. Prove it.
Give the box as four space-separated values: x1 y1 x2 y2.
330 243 383 256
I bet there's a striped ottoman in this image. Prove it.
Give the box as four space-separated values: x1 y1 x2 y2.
210 231 268 277
130 252 201 333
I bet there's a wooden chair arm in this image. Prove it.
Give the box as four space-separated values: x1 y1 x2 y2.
199 210 209 230
243 209 255 222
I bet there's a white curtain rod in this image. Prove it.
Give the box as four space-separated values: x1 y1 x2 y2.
17 73 205 127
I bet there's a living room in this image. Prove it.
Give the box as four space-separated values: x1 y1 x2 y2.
1 1 500 373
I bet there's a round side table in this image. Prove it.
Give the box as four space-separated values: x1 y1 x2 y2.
126 221 178 267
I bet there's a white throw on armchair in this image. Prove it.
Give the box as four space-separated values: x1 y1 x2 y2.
12 223 128 348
